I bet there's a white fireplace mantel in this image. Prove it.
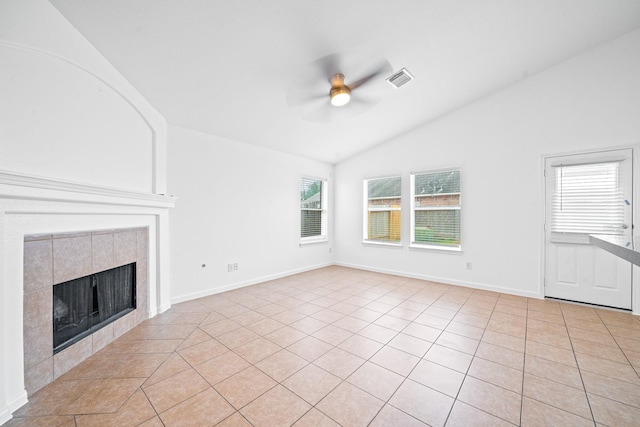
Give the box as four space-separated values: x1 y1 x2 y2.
0 170 176 424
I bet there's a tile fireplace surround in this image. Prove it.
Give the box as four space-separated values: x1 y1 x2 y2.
23 227 149 396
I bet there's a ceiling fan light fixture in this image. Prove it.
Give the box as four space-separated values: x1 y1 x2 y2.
330 86 351 107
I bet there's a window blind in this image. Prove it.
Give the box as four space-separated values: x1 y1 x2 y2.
412 170 461 248
300 177 324 238
551 162 625 235
365 176 401 243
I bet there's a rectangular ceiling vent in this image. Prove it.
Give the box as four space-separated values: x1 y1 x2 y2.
386 68 414 88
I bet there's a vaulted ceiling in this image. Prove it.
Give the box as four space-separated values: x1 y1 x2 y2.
50 0 640 164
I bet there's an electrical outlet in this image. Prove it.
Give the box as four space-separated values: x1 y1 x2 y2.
227 264 233 272
233 263 238 271
466 262 472 270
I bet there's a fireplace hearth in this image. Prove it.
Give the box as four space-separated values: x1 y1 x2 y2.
53 263 136 354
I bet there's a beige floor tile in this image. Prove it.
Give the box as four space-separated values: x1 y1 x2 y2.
389 379 454 427
453 312 490 329
75 389 156 427
414 312 451 329
527 318 568 335
215 412 252 427
588 393 640 426
370 345 420 376
194 350 251 386
358 323 398 344
216 327 261 349
200 319 242 337
313 347 366 379
572 337 628 364
481 329 525 352
178 338 228 366
370 404 428 426
292 408 340 426
311 308 345 324
288 336 333 361
233 336 281 364
409 359 465 397
486 319 526 339
332 315 369 333
347 361 404 400
351 307 385 322
424 344 473 373
444 321 485 340
424 306 457 321
312 324 353 346
526 328 572 350
246 317 285 335
435 331 480 355
476 342 524 370
159 388 234 426
403 322 443 342
568 326 618 347
4 416 76 427
524 354 583 389
270 309 306 325
526 309 564 325
457 376 521 425
338 334 384 359
374 314 411 331
255 349 308 382
582 370 640 408
136 339 183 353
387 333 433 357
282 364 341 405
575 352 640 385
317 382 384 427
523 373 591 419
176 328 212 351
214 366 276 409
240 385 311 427
143 369 209 413
62 377 143 414
445 400 515 427
468 357 522 393
525 340 577 367
521 396 593 427
264 325 307 347
154 324 198 340
290 316 328 334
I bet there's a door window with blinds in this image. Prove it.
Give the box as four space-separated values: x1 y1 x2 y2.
410 169 461 250
364 176 401 244
549 155 630 243
300 176 327 243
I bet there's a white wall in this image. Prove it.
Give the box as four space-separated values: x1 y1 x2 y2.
0 0 166 193
0 1 170 423
334 29 640 299
167 125 334 303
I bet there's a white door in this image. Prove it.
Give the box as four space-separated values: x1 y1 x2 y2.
544 148 633 309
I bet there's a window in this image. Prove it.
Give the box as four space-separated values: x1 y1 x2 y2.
550 161 625 236
364 176 401 244
411 169 461 250
300 176 327 242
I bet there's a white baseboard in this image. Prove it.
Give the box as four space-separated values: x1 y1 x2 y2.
334 261 542 299
170 262 334 305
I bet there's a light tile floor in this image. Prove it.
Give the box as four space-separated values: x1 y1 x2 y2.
8 266 640 426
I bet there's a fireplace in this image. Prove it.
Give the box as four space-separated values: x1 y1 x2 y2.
53 263 136 354
22 227 149 396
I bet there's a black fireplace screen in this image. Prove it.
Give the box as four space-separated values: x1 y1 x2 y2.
53 263 136 354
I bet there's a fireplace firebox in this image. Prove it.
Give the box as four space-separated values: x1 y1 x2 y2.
53 263 136 354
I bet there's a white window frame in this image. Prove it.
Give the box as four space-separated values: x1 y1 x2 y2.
410 168 462 252
363 175 402 246
300 176 328 244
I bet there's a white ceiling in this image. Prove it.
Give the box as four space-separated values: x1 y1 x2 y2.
49 0 640 164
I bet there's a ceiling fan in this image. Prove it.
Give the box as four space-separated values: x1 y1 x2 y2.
287 52 392 122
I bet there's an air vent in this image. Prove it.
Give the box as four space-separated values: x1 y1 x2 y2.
386 68 414 88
